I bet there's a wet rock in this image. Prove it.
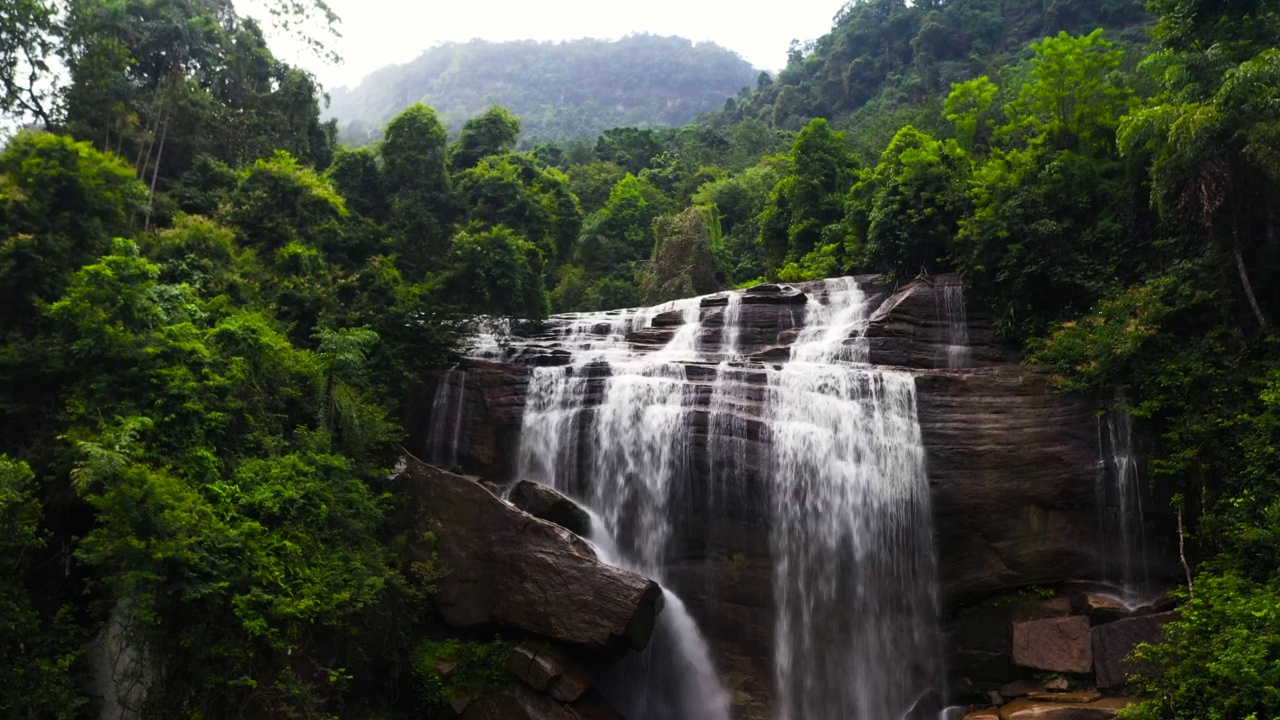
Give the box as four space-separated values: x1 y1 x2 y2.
505 641 592 702
508 642 562 692
570 690 629 720
1092 612 1176 689
461 683 581 720
999 698 1133 720
548 665 592 703
508 481 592 536
1000 679 1043 698
1027 692 1101 704
1042 677 1070 691
1072 593 1135 622
948 596 1074 685
1012 616 1093 673
965 709 1001 720
395 458 663 658
864 274 1014 369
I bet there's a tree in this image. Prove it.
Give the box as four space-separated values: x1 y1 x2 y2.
0 132 146 334
595 126 668 174
445 226 549 319
455 153 582 268
0 455 85 720
1000 29 1132 151
221 150 347 254
944 76 997 153
380 103 455 274
757 118 857 276
1118 4 1280 333
0 0 57 126
574 174 661 276
639 206 727 304
327 146 388 221
449 106 521 172
851 125 970 278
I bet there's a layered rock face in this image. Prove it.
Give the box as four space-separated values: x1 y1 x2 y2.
407 275 1173 715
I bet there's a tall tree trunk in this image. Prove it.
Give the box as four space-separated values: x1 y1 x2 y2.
1232 223 1269 333
144 112 168 232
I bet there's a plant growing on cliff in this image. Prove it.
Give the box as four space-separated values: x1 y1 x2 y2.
412 637 512 710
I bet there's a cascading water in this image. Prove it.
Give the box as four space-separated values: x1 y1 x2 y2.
720 291 744 360
492 278 944 720
939 283 970 369
518 297 732 720
1096 394 1150 600
767 278 945 720
424 368 467 468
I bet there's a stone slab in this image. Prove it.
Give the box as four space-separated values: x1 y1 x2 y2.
1012 615 1092 673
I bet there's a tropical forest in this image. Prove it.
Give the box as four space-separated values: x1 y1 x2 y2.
1 0 1280 718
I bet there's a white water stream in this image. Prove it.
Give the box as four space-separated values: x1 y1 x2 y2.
507 279 946 720
767 278 944 720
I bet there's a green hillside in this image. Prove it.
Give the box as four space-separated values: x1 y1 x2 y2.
722 0 1151 131
327 34 759 146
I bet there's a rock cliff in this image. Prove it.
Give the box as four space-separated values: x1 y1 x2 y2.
406 275 1175 715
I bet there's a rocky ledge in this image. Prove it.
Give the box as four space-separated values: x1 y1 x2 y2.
393 457 662 659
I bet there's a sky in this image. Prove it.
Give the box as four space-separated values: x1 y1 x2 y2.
253 0 849 90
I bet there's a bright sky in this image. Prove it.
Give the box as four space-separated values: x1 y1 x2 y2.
255 0 849 90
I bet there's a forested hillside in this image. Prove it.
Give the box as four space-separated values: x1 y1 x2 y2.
3 0 1280 716
728 0 1151 130
326 35 759 146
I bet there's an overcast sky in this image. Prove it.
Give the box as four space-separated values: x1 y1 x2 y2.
254 0 849 90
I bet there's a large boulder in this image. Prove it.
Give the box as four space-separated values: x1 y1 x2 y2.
1092 612 1176 689
507 641 593 702
462 683 582 720
1011 615 1093 673
509 481 592 537
395 458 663 658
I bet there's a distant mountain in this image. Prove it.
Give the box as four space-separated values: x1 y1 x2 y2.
326 34 759 146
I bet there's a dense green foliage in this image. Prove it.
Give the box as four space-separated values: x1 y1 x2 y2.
327 35 758 147
6 0 1280 715
0 3 580 717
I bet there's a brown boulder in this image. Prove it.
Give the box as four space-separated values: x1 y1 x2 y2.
462 683 581 720
1092 612 1176 689
506 641 593 703
1012 616 1092 673
396 458 663 658
508 642 562 692
509 481 592 537
549 666 593 704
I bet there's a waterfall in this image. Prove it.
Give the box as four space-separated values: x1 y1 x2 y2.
518 297 732 720
939 283 970 369
584 508 732 720
424 368 467 469
721 291 744 360
767 278 944 720
1096 395 1150 601
488 278 945 720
